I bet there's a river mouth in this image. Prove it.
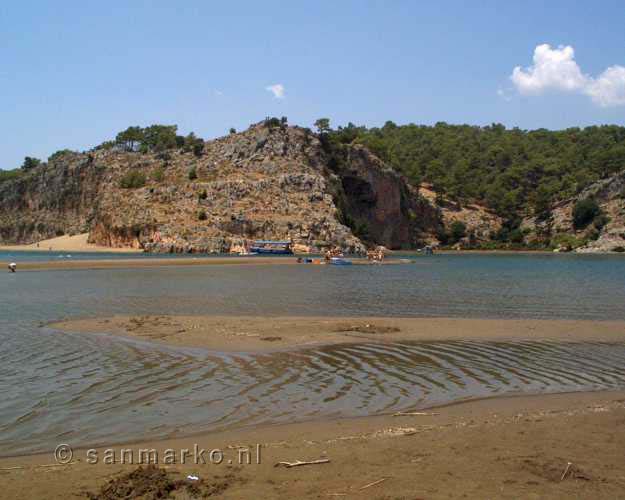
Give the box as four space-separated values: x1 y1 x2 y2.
2 256 625 457
2 332 625 457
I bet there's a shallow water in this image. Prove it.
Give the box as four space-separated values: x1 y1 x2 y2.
1 254 625 456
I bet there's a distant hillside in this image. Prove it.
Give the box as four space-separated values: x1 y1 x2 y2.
3 119 625 253
0 121 441 253
326 121 625 247
521 171 625 253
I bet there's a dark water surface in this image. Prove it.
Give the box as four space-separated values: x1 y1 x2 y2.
1 254 625 455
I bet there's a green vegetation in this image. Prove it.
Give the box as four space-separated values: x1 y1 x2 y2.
198 189 208 200
21 156 41 171
0 168 22 184
114 125 182 153
119 170 147 189
550 232 586 250
314 118 331 136
152 167 165 183
183 133 204 157
188 166 198 181
48 149 74 163
572 198 601 230
263 117 282 129
198 209 208 221
449 221 467 243
325 121 625 228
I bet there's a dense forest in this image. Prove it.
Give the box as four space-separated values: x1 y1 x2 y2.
324 121 625 227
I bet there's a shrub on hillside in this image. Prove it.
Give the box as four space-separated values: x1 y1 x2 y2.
572 198 601 230
449 221 467 243
152 167 165 183
264 117 281 129
120 171 146 189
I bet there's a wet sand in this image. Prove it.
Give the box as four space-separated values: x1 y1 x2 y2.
51 315 625 352
26 315 625 498
7 256 299 271
2 257 414 271
1 391 624 499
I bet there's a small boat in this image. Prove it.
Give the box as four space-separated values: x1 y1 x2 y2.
250 240 293 255
330 257 352 266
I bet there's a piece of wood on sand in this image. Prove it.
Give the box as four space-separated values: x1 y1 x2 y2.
359 477 389 490
560 462 573 481
393 411 440 417
274 458 330 468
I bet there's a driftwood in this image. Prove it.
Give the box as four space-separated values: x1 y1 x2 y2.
560 462 572 481
274 458 330 468
392 411 440 417
359 477 388 490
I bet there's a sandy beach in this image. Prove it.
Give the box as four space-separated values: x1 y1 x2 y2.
51 315 625 352
1 390 624 499
0 233 142 253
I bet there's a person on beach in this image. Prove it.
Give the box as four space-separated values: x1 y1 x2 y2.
8 263 16 273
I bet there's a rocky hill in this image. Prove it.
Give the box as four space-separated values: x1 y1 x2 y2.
418 184 502 244
522 171 625 253
0 123 443 253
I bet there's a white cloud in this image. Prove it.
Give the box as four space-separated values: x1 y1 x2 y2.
509 44 625 107
511 44 588 94
585 65 625 107
265 83 285 99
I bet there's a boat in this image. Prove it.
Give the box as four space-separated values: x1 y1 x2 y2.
330 257 352 266
249 240 293 255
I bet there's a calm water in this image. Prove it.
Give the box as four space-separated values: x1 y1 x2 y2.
1 254 625 456
0 250 298 263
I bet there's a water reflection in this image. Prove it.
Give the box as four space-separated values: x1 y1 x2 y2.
2 332 625 456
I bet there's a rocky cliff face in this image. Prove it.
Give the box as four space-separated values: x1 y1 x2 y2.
0 124 442 253
0 152 105 243
522 171 625 253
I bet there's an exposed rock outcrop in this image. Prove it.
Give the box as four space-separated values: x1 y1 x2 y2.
419 184 502 244
0 124 443 253
522 171 625 253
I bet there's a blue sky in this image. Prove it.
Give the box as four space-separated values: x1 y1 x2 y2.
1 1 624 169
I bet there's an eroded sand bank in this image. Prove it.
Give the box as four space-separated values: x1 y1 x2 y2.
51 315 625 352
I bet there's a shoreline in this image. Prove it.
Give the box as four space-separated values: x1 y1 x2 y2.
50 315 625 352
2 390 624 498
0 256 418 271
4 256 300 271
2 232 622 259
